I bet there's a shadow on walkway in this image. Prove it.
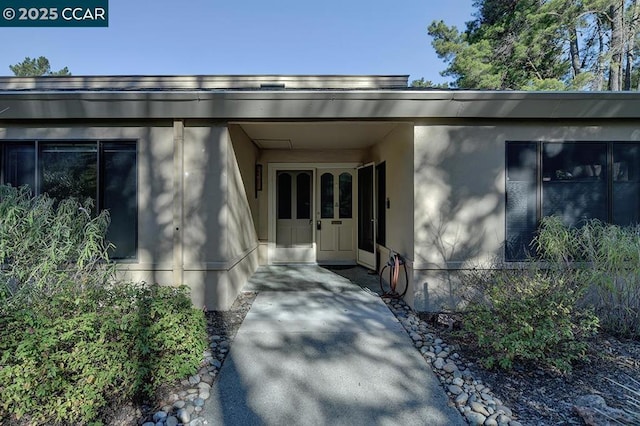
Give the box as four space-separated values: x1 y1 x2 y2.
201 266 465 426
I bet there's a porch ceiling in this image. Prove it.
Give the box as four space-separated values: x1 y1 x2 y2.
238 121 401 150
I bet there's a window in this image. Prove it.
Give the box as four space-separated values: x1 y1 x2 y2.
277 172 292 219
1 141 137 260
506 141 640 261
320 173 334 219
339 172 352 219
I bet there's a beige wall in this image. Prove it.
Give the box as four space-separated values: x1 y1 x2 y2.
0 124 176 281
369 123 414 259
368 123 414 299
0 123 258 310
229 125 260 233
182 125 259 309
412 121 640 311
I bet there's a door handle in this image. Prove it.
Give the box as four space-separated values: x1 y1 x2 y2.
317 220 322 230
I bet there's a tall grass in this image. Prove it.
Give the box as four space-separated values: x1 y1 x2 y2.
0 185 115 313
535 216 640 339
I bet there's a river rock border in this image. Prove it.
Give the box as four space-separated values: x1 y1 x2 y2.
382 296 523 426
141 290 522 426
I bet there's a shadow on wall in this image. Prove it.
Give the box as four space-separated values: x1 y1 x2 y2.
413 125 506 311
412 122 638 311
139 125 174 287
182 125 259 310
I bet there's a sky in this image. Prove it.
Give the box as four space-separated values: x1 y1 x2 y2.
0 0 475 84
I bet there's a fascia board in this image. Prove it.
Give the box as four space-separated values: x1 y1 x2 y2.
0 90 639 120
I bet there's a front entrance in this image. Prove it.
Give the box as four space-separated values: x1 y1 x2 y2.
271 169 315 263
269 164 366 265
316 168 356 264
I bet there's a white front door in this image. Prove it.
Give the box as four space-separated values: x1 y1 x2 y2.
316 168 356 264
271 170 315 263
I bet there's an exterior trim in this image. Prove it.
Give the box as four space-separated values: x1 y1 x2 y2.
183 244 259 271
0 75 410 91
2 90 640 120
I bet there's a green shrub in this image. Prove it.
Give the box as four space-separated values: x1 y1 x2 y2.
0 283 206 424
0 287 139 424
0 186 207 424
462 267 599 372
135 285 208 397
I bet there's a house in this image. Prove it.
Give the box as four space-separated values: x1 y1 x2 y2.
1 74 639 311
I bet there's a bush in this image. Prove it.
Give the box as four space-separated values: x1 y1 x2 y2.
0 283 206 424
0 186 207 424
462 267 599 372
536 217 640 338
134 285 208 397
0 185 114 313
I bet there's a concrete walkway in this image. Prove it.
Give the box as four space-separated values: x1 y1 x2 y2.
201 266 465 426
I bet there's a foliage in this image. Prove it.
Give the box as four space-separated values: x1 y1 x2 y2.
0 185 114 313
428 0 640 90
135 285 208 397
9 56 71 77
0 186 207 424
535 217 640 338
0 283 206 424
410 77 450 88
462 267 598 372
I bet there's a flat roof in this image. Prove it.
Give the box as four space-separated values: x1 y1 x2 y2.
0 75 410 91
1 75 640 121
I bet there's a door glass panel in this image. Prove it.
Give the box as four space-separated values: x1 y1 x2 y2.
296 172 311 219
339 172 352 219
376 162 386 246
321 172 334 219
40 143 97 203
358 165 374 252
277 172 292 219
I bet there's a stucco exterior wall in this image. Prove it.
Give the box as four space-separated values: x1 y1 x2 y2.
0 124 176 286
412 121 640 311
182 125 259 309
368 123 415 300
369 123 414 258
0 123 258 310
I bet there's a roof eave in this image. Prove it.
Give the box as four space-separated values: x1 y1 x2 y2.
0 89 637 120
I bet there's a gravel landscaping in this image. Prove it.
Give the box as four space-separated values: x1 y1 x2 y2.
131 287 639 426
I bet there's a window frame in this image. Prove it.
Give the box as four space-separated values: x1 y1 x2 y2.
505 140 640 261
0 139 138 261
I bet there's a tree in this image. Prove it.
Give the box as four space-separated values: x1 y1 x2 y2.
9 56 70 77
428 0 640 90
410 77 450 88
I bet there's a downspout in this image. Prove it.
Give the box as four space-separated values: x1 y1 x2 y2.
173 120 185 285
